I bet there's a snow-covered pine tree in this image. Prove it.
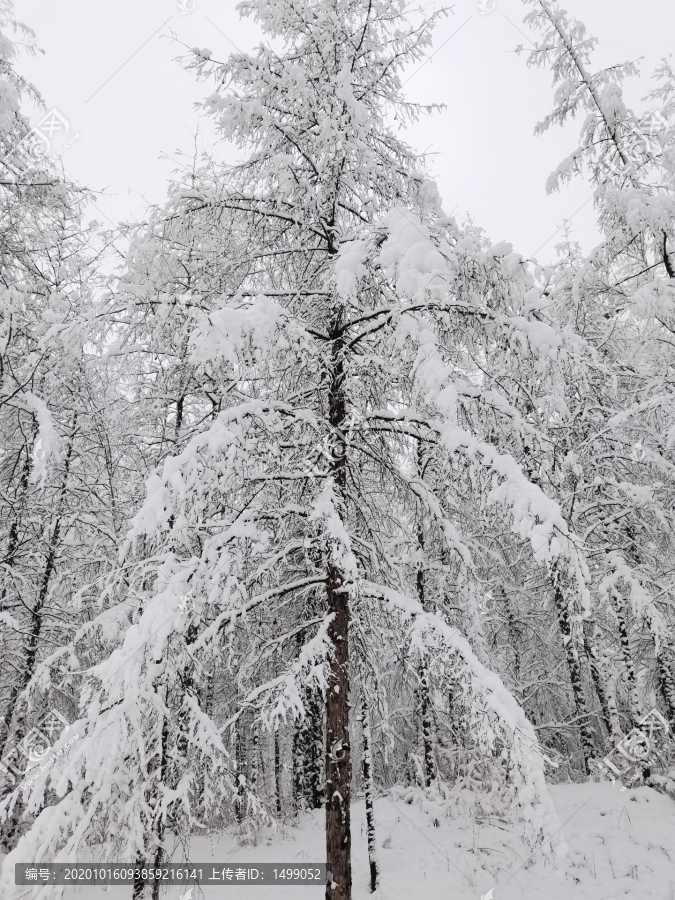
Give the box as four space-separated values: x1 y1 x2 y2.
179 0 580 883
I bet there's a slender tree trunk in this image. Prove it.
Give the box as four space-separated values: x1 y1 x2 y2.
1 430 74 741
132 854 146 900
410 683 420 786
644 614 675 726
419 668 436 787
611 590 641 727
325 557 351 900
308 688 324 809
0 443 31 619
194 666 213 829
360 694 378 893
251 721 259 793
439 547 459 780
325 326 351 900
550 564 594 773
582 620 615 741
657 650 675 726
0 424 76 850
150 711 168 900
500 586 523 704
133 685 168 900
662 231 675 279
415 479 435 787
294 720 306 814
294 622 307 814
275 729 282 818
236 723 245 824
603 658 622 741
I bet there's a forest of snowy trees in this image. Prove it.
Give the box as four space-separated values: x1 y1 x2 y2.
0 0 674 898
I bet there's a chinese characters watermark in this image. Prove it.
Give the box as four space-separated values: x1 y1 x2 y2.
2 109 79 177
605 109 669 178
299 410 370 479
595 708 670 790
0 708 74 792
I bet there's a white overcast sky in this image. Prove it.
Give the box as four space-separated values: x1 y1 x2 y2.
11 0 675 263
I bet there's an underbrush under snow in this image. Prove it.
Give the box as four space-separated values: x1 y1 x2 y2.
15 780 674 899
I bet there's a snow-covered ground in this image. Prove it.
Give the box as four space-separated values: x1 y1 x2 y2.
26 780 674 899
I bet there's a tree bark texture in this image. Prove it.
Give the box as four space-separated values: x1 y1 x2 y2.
325 328 351 900
359 694 379 892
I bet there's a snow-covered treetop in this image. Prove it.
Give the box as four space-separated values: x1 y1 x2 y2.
187 0 449 249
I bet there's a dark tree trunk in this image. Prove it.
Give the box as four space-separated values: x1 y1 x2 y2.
236 723 246 824
325 559 351 900
251 721 259 792
325 327 351 900
420 667 436 787
360 694 378 893
275 729 282 817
